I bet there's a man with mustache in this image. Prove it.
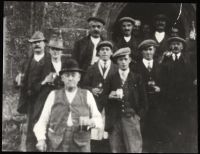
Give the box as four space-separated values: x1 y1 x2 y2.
72 17 105 85
152 14 170 63
160 36 195 152
113 17 141 64
17 31 52 151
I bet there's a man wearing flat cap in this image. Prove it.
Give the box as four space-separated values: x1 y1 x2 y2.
135 39 163 152
72 17 105 83
152 14 170 63
113 16 141 64
16 31 52 151
160 35 196 152
82 40 118 152
33 58 103 152
104 47 147 153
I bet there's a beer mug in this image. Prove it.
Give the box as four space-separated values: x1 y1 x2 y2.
79 116 90 131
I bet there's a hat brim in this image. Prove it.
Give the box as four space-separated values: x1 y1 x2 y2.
97 44 113 52
87 17 105 25
28 38 46 43
119 19 135 24
167 37 186 45
47 45 65 50
138 44 159 50
59 68 85 75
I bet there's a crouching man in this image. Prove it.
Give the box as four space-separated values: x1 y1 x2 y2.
33 59 103 152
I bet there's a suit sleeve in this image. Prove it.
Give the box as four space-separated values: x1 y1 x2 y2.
82 66 93 92
137 74 148 119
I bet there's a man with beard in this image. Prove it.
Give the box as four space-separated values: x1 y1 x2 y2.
152 14 169 63
17 31 51 151
161 36 195 152
33 59 103 152
113 17 141 64
72 17 105 77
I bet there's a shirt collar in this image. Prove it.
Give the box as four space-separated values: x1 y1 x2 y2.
172 52 181 60
99 59 111 68
124 36 131 42
90 36 101 44
34 53 45 62
119 68 130 76
143 58 153 69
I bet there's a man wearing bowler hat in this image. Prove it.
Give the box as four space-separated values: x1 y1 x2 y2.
82 40 118 152
17 31 52 151
161 35 195 152
32 37 69 126
104 47 148 153
72 17 105 75
33 58 103 152
113 17 141 63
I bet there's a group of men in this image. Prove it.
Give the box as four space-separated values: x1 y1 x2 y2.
15 14 197 153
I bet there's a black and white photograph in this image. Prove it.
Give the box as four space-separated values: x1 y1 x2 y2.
2 2 197 152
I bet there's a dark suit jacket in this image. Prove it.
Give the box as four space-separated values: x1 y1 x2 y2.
113 36 141 63
72 35 104 72
152 32 169 62
134 60 162 94
17 52 51 114
82 61 118 112
161 52 194 102
32 56 68 122
104 70 148 132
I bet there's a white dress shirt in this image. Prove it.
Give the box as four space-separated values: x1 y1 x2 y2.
155 31 165 43
172 52 181 61
34 53 45 62
124 36 131 42
143 58 153 69
98 59 111 79
52 60 61 75
33 88 103 141
119 68 130 83
90 36 101 65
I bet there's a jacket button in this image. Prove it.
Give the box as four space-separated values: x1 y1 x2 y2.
122 104 124 107
122 109 125 112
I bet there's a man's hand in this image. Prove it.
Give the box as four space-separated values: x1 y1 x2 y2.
153 86 161 92
193 79 197 86
92 88 102 96
41 73 54 85
36 139 47 152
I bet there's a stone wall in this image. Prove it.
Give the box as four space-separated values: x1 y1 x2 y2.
3 2 196 86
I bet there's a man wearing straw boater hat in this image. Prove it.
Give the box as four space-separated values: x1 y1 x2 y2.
16 31 52 151
33 58 103 152
160 35 195 152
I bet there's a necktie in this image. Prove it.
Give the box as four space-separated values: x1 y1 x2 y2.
147 62 152 72
102 62 107 75
175 54 178 61
121 71 126 84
